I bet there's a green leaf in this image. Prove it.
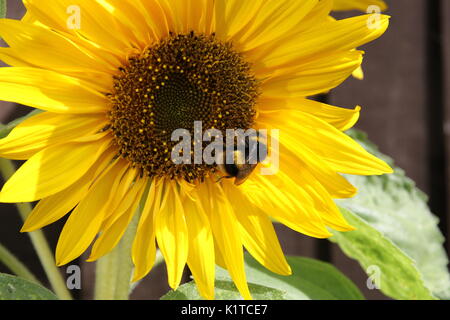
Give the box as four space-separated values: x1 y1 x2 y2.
0 273 58 300
161 280 287 300
331 129 450 300
332 208 435 300
162 254 363 300
0 0 6 19
0 109 43 139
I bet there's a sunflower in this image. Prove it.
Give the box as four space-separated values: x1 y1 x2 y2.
0 0 391 300
333 0 388 12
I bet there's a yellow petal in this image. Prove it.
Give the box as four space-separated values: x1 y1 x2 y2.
245 173 333 239
0 67 109 113
296 0 333 33
155 181 189 290
55 159 129 266
0 19 115 74
88 176 147 261
135 0 172 39
258 97 361 131
252 14 389 74
0 137 112 203
259 140 354 231
100 167 140 227
352 66 365 80
201 181 252 300
96 0 154 49
222 181 291 276
184 192 216 300
0 112 107 160
164 0 205 34
255 121 357 199
132 179 164 282
242 0 333 61
234 0 318 52
214 0 264 40
213 240 227 270
101 173 147 233
260 50 363 97
294 165 355 231
272 140 357 199
333 0 388 12
21 149 115 232
258 110 393 175
202 0 216 35
22 0 132 55
0 47 115 92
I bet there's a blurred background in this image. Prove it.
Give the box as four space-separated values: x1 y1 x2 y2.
0 0 449 300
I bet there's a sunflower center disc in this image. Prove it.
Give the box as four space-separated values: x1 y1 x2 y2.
108 33 259 182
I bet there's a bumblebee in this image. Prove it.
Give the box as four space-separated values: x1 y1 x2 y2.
216 134 268 185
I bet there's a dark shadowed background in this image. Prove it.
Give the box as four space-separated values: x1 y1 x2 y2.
0 0 449 300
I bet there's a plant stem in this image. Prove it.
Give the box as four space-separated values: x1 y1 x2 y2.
94 183 154 300
94 211 141 300
0 158 72 300
94 245 119 300
113 211 141 300
0 242 40 284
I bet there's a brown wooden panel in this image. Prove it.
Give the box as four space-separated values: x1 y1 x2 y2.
329 0 428 299
424 0 448 254
5 0 24 18
444 0 450 257
274 224 317 259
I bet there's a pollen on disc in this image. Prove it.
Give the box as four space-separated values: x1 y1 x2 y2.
107 32 260 183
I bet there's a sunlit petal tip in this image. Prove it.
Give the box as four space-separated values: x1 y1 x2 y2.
19 223 34 233
331 221 357 232
385 164 395 174
320 232 334 239
348 187 359 198
342 105 361 131
0 192 15 204
379 15 390 29
352 67 364 80
131 273 146 284
202 292 215 301
340 185 358 199
56 244 83 266
277 264 293 277
55 256 70 267
374 160 394 175
169 281 181 291
345 225 357 232
312 227 334 239
85 254 100 263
